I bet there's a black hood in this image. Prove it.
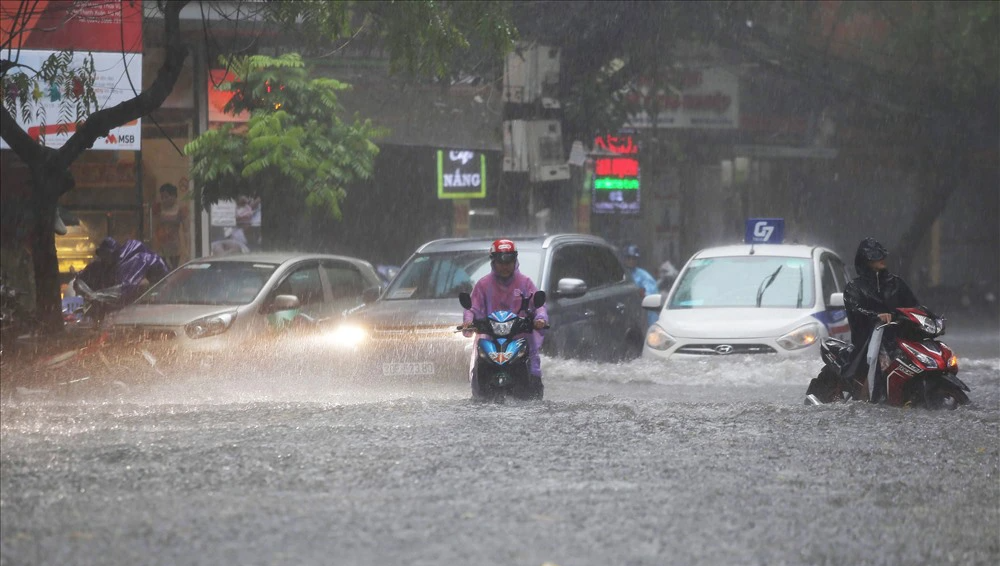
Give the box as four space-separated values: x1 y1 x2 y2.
854 237 888 276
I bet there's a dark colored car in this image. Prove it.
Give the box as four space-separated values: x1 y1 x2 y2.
333 235 647 380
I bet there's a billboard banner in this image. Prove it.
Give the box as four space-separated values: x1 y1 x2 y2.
0 50 142 150
0 0 143 53
624 68 739 130
0 1 143 150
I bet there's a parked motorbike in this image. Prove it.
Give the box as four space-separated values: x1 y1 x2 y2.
458 290 547 402
66 280 124 328
805 305 970 409
1 277 36 360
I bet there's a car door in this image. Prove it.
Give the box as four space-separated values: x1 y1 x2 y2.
264 261 332 327
579 244 643 359
321 259 375 318
545 243 602 359
820 254 851 341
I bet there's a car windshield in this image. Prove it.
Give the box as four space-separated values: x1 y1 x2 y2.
668 256 814 309
138 262 278 306
385 250 542 300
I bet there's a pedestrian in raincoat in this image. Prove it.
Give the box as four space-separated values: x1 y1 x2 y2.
843 237 920 403
75 237 170 319
463 239 548 399
623 244 659 328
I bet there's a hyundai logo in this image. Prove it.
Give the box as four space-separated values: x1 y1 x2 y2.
714 344 734 355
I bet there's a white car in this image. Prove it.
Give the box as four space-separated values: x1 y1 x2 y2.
641 244 852 360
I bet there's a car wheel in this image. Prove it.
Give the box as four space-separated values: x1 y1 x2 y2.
611 332 643 362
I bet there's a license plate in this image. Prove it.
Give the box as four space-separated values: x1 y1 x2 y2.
382 362 436 376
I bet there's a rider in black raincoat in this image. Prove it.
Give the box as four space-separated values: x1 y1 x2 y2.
843 237 920 403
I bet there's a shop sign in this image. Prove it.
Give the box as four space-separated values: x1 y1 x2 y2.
592 133 640 214
592 156 640 214
593 134 638 155
0 50 142 151
437 149 486 199
208 69 251 123
624 68 738 130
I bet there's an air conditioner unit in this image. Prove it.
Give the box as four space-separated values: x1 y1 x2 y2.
503 43 560 107
527 120 569 182
503 120 528 172
503 46 529 104
534 46 560 109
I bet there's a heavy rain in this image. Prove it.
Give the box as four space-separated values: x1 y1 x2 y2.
1 1 998 565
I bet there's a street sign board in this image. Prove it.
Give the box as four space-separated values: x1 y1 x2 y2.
437 150 486 199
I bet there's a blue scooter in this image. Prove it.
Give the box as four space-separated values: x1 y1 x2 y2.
458 291 546 402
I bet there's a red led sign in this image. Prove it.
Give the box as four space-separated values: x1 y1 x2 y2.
595 157 639 177
593 134 638 155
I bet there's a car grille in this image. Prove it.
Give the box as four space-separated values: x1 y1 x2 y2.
676 343 777 355
113 327 178 343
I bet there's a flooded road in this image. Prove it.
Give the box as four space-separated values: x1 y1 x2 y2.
2 319 998 566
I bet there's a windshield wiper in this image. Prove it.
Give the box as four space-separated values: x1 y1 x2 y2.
756 265 783 307
796 267 804 308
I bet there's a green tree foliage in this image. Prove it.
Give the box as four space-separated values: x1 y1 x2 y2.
265 0 516 79
184 54 383 220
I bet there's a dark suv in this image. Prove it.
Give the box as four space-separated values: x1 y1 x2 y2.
337 234 646 380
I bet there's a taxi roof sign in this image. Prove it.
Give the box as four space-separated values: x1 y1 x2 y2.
745 218 784 244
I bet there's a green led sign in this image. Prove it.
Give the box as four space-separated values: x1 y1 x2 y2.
594 178 640 190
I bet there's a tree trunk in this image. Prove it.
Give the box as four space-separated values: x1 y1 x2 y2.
27 164 68 333
893 140 962 285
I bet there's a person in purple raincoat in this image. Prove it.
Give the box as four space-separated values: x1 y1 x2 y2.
75 237 170 320
462 239 548 399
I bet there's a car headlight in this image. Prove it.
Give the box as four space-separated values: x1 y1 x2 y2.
185 311 237 339
645 325 676 351
328 324 368 348
777 322 820 350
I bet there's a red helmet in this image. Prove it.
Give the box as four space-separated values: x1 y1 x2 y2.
489 239 517 263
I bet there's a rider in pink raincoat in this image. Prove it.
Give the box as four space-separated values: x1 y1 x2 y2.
463 239 548 398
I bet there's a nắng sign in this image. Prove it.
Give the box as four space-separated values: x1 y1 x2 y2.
437 150 486 199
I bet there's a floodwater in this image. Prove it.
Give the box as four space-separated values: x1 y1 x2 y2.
2 317 998 566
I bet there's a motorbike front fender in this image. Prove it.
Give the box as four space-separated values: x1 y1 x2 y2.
941 371 971 392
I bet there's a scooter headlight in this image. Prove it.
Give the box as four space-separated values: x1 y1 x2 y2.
645 325 676 351
777 323 820 350
902 343 939 369
185 311 237 339
912 313 944 336
490 320 514 336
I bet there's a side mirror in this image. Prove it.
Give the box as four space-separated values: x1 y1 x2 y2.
533 290 546 308
828 292 845 308
459 292 472 309
268 294 301 313
362 286 382 304
556 278 587 299
641 293 663 310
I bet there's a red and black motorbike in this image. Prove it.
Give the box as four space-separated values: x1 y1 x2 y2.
805 306 970 409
